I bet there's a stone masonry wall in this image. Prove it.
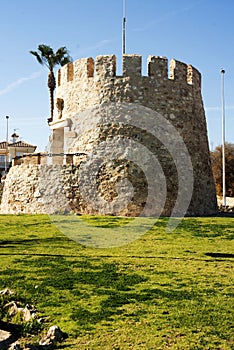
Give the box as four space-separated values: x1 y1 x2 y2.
0 182 4 204
52 54 202 125
0 163 136 216
0 54 217 216
0 164 69 214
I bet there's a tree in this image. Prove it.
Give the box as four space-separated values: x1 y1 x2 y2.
210 143 234 197
30 44 72 123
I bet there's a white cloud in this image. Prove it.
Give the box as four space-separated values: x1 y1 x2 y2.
0 70 42 96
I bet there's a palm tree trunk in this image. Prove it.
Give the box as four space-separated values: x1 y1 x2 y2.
47 71 56 123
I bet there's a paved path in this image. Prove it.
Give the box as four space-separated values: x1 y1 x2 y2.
217 196 234 206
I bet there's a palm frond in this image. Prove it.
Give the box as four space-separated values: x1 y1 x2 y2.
55 46 68 56
38 44 54 58
60 56 72 67
29 50 43 65
29 43 72 122
30 44 72 70
55 46 72 66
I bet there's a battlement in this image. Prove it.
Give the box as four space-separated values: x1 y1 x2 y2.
57 54 201 89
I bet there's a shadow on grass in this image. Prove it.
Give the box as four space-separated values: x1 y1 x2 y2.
1 255 149 330
9 257 219 328
0 321 21 350
1 217 233 336
0 236 70 248
205 252 234 258
1 250 233 338
178 218 234 240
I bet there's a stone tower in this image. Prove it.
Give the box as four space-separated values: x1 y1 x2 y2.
0 54 217 217
48 54 217 216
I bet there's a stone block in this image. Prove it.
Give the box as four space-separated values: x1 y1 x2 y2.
148 56 168 80
122 54 142 77
96 55 116 79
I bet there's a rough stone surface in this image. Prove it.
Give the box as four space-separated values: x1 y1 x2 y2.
9 342 21 350
39 325 68 347
4 301 22 317
0 54 217 216
0 288 14 295
22 304 38 322
0 182 4 204
0 330 11 342
0 165 68 214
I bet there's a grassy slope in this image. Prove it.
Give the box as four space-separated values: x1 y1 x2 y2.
0 215 233 349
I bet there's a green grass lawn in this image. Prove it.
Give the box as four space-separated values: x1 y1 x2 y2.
0 214 233 349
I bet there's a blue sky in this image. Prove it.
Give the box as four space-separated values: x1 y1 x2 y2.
0 0 233 151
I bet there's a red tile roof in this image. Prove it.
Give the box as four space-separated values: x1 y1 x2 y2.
0 140 36 149
9 140 37 149
0 142 8 149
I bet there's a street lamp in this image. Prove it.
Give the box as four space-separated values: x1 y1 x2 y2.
4 115 9 173
221 69 226 206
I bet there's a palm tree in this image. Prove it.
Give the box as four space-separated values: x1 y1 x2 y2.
30 44 72 123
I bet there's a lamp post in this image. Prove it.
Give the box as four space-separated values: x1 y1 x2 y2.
4 115 9 173
221 69 226 206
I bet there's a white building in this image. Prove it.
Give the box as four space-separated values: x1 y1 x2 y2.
0 133 37 175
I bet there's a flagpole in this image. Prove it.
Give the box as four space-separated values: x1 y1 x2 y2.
221 68 226 206
122 0 126 55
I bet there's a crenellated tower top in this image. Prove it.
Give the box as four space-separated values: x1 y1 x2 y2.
56 54 201 90
51 54 202 126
